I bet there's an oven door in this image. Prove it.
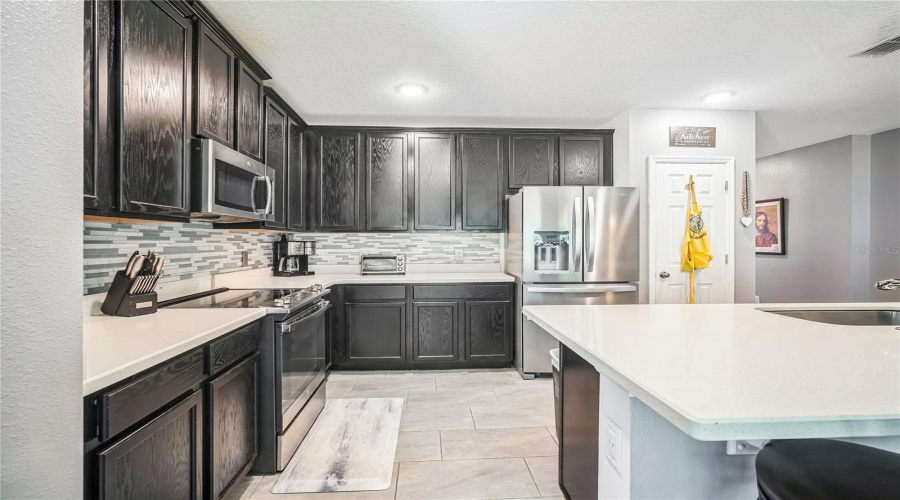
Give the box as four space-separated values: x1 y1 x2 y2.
192 138 274 221
276 300 330 431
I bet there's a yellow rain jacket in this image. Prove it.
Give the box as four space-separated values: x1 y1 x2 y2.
681 175 712 304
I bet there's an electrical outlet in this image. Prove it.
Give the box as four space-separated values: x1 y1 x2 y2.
454 250 464 262
605 418 622 474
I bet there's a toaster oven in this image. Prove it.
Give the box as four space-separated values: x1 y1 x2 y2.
360 255 406 275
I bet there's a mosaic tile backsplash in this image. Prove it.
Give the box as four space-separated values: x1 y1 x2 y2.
84 221 501 294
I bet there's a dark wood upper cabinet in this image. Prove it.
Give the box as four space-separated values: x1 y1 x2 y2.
117 0 193 217
461 134 506 231
235 62 265 163
559 135 612 186
414 133 457 230
193 21 235 147
96 390 203 500
208 353 259 500
317 132 361 231
286 118 306 231
365 133 408 231
84 0 115 211
509 135 557 188
263 92 287 229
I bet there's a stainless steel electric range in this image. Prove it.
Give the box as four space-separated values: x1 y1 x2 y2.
161 286 331 472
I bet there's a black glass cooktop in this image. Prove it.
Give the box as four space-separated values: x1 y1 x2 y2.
162 288 305 309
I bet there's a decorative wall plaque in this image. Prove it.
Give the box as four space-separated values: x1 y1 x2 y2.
669 126 716 147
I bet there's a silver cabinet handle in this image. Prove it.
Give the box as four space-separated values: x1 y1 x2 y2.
526 284 637 294
573 196 582 272
659 271 670 278
586 196 596 272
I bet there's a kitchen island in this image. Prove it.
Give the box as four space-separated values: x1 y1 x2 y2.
522 302 900 499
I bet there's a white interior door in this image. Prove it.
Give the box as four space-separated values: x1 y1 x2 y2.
649 158 734 304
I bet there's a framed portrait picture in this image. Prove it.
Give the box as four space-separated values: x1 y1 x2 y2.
755 198 785 255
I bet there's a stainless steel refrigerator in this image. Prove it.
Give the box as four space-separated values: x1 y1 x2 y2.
506 186 640 378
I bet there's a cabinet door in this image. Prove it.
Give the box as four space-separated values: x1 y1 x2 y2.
286 118 306 231
412 302 459 362
118 0 193 217
263 95 287 229
461 134 505 231
208 353 259 500
509 135 557 188
365 133 408 231
235 61 264 162
346 302 405 362
414 133 456 230
194 21 234 147
464 301 511 362
97 390 203 500
84 0 115 211
559 345 599 500
317 132 361 231
559 135 611 186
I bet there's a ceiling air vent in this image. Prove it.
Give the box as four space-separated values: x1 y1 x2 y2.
854 35 900 57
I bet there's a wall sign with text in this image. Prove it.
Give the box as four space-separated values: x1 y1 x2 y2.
669 126 717 147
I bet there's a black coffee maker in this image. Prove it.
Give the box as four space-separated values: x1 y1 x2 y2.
273 235 316 277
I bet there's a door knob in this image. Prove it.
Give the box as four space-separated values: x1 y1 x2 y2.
659 271 670 279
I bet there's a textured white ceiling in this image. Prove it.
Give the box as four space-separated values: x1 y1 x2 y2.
205 1 900 156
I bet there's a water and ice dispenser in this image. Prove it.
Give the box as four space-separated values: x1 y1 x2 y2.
533 231 570 272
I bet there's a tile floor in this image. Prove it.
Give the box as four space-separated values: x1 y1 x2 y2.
226 369 562 500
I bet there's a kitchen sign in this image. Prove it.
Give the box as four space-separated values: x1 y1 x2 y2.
669 126 716 147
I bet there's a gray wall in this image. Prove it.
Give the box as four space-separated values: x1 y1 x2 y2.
756 137 853 303
869 128 900 302
1 1 84 497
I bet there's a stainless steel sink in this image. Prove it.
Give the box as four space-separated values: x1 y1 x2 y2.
763 309 900 326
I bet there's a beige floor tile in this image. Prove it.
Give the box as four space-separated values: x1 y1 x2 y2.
516 377 554 388
223 474 263 500
525 456 562 497
547 426 559 445
396 458 540 499
249 464 398 499
494 385 554 407
435 371 520 390
329 372 386 380
440 427 558 460
326 379 356 396
353 375 436 392
471 406 555 429
394 431 442 462
327 390 409 408
400 407 474 431
406 388 499 409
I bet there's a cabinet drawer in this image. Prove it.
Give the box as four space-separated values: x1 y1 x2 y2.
207 320 261 375
413 284 511 301
99 347 205 441
345 285 407 302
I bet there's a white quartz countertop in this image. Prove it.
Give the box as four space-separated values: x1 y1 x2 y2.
522 303 900 440
83 309 265 396
215 271 514 289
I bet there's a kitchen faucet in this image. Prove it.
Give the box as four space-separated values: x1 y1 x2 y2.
875 279 900 290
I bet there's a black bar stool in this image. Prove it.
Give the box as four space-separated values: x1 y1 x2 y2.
756 439 900 500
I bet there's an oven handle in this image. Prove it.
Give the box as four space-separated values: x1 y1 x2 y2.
281 301 331 334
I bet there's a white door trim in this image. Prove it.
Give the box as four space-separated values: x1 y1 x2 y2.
647 156 735 304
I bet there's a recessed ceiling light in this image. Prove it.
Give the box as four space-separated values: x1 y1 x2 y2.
397 83 427 97
702 91 733 103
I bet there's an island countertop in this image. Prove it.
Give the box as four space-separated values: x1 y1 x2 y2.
522 302 900 440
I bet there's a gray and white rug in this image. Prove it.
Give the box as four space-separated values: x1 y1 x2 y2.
272 398 404 494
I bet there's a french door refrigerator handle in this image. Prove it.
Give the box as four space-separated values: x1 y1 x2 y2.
573 196 582 272
586 196 596 271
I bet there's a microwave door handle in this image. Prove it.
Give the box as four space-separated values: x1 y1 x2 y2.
265 175 273 215
250 176 260 214
586 196 596 272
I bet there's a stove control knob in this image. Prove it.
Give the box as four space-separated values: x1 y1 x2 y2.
274 299 284 307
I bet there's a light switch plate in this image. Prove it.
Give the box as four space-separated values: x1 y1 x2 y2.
605 417 622 474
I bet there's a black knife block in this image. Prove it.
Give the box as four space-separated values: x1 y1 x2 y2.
101 271 158 317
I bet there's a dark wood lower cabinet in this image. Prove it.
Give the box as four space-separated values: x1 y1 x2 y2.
97 390 203 500
465 301 511 362
559 344 600 500
346 302 407 362
208 353 259 500
412 302 459 362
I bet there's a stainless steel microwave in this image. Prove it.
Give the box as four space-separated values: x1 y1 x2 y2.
360 255 406 275
190 138 275 222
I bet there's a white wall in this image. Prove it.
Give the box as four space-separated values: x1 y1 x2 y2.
1 1 84 497
607 109 757 303
868 128 900 302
